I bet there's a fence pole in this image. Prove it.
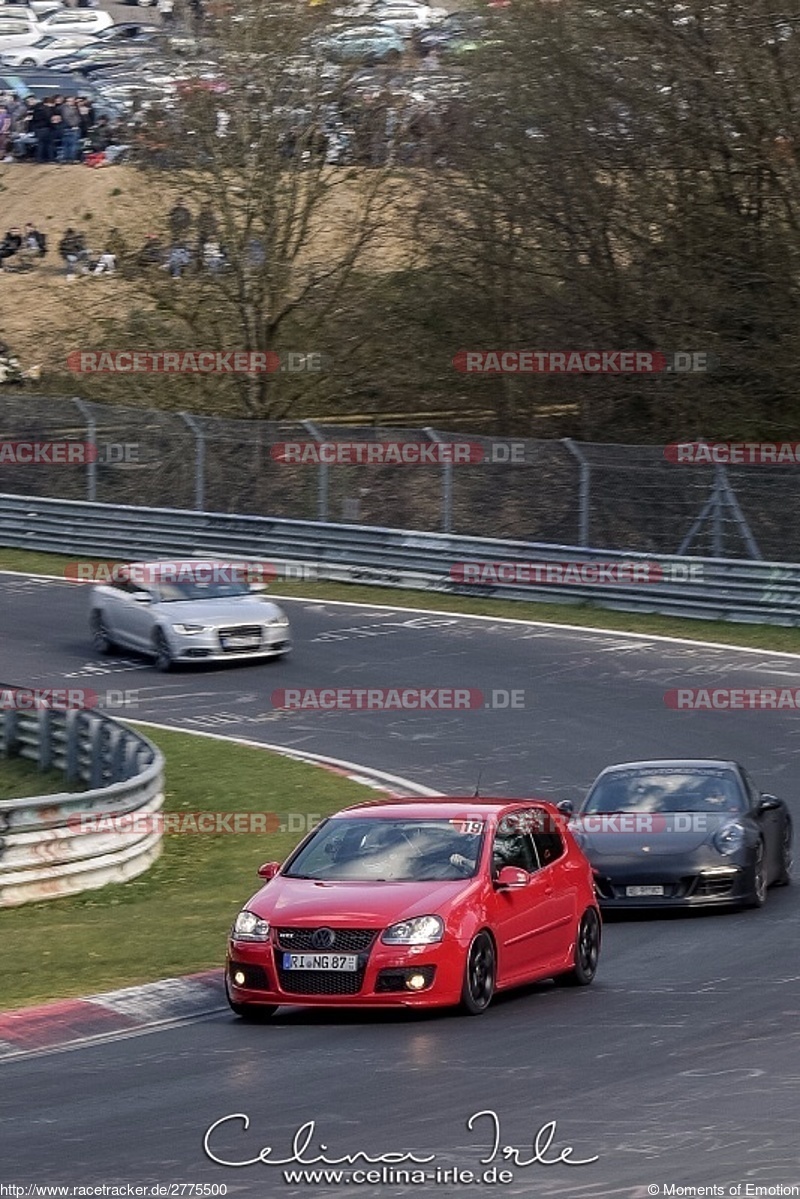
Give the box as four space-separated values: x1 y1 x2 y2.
303 420 329 522
180 413 205 511
424 427 452 533
562 438 590 548
71 397 96 503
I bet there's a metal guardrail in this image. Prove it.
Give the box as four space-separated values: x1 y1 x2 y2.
0 694 165 907
1 493 799 625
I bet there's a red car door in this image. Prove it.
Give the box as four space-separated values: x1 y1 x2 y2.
488 818 569 984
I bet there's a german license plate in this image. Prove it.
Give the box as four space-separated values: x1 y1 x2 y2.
223 635 260 648
282 953 358 971
626 885 664 897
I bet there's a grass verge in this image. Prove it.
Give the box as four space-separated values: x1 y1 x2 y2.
1 545 799 654
0 726 370 1010
0 756 85 800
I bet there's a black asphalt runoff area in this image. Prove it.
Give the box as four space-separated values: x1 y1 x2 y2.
2 573 799 1195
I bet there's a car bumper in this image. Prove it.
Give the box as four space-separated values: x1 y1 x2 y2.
226 937 465 1009
592 863 751 908
168 634 291 663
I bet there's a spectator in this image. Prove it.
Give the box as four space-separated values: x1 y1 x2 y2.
77 96 94 141
50 96 64 162
201 239 225 273
137 233 165 270
87 114 113 152
196 202 218 244
58 97 82 163
167 242 191 278
31 97 53 164
0 101 11 162
90 250 116 275
158 0 175 25
168 196 192 241
0 226 22 269
58 227 89 279
19 223 46 266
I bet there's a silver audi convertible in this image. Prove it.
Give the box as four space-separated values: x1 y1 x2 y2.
89 561 292 671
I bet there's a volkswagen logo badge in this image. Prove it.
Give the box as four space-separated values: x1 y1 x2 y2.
311 927 335 950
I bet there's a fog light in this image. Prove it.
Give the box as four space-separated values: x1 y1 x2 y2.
406 973 427 991
234 971 246 986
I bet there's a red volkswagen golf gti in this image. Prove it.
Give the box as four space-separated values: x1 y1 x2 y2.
225 797 600 1017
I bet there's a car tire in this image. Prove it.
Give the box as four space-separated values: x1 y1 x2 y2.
744 839 768 908
775 820 793 886
225 978 277 1021
459 931 496 1015
153 628 173 672
556 907 601 986
90 610 115 654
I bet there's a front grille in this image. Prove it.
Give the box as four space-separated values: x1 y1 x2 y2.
218 625 262 653
276 927 378 953
275 954 366 995
695 876 735 897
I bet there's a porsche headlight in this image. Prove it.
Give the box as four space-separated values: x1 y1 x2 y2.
381 915 444 945
713 821 746 856
232 910 270 941
172 623 213 634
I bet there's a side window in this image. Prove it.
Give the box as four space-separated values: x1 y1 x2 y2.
740 770 760 810
491 827 539 874
533 829 565 867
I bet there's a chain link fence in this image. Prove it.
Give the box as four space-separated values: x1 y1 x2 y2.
0 393 797 559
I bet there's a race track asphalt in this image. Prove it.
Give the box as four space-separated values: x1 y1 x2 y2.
2 573 799 1197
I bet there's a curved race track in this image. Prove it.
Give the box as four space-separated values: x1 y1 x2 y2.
2 571 800 1197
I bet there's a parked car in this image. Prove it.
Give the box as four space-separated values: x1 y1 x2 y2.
0 1 63 17
1 33 102 66
36 8 113 36
313 25 405 63
226 796 601 1018
0 22 44 54
47 41 163 73
565 759 793 909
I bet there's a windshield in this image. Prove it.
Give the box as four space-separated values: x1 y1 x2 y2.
284 817 486 881
153 581 252 602
583 769 746 815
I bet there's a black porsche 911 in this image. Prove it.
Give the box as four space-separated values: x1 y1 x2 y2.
562 759 793 910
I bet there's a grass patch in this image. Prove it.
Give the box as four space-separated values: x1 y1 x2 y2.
0 726 370 1010
2 545 799 654
0 755 85 800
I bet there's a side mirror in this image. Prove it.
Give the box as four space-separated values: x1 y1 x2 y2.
757 794 781 812
556 799 574 816
257 861 280 879
495 865 529 890
132 591 152 604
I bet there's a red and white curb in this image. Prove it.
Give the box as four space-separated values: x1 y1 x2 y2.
0 741 438 1060
0 969 225 1060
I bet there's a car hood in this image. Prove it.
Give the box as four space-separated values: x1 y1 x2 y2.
572 813 734 857
247 876 473 926
154 596 285 623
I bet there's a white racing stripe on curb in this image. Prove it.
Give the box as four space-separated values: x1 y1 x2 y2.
85 976 222 1022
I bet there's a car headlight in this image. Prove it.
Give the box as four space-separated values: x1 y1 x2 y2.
172 623 213 634
381 915 444 945
713 821 747 856
266 612 290 627
232 910 270 941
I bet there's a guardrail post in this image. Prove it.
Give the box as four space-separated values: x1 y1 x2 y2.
562 438 590 548
72 397 97 503
424 427 452 533
303 420 329 522
180 413 206 511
